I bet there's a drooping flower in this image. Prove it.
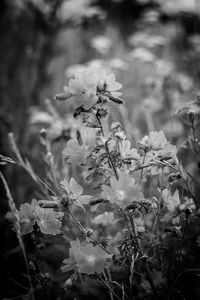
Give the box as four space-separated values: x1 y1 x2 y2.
102 171 144 209
61 239 111 275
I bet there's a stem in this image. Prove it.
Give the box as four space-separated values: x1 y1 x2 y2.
96 114 119 180
103 270 114 300
0 172 35 300
66 207 111 254
99 273 121 300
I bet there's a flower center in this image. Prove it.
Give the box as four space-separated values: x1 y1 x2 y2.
86 255 96 265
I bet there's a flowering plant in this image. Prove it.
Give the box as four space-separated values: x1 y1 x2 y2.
2 66 200 300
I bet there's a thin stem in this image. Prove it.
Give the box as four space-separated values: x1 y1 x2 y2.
96 114 119 180
0 172 35 300
99 273 121 300
67 207 111 254
103 270 114 300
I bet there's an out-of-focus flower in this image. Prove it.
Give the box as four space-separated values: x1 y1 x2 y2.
91 36 112 55
57 0 103 24
65 64 86 78
127 48 155 62
61 239 111 274
108 58 127 70
102 171 144 209
119 140 140 160
162 119 184 139
92 212 117 225
29 110 54 125
129 32 167 49
143 97 163 113
155 59 174 77
161 189 180 223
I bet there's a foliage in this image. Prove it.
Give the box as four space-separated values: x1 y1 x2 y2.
2 1 200 299
2 63 200 300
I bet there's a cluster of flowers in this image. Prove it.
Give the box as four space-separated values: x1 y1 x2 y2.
6 67 197 288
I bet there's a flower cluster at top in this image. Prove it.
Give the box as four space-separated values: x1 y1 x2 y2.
55 67 123 109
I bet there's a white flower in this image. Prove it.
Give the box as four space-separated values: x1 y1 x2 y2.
119 140 140 160
92 212 117 226
140 131 167 150
91 36 112 55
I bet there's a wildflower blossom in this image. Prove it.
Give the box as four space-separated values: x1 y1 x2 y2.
60 177 92 209
140 131 167 150
102 171 144 209
63 139 87 165
6 199 63 235
55 67 123 108
61 239 111 275
161 189 180 223
91 35 112 55
119 140 140 160
92 212 117 226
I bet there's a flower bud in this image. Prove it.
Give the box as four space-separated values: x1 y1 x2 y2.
54 91 71 101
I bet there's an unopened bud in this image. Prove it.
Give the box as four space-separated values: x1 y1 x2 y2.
54 91 71 101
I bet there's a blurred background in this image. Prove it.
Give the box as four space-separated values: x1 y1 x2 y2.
1 0 200 299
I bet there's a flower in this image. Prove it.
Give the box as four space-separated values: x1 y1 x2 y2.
119 140 140 160
17 200 36 234
6 199 63 235
61 239 111 275
92 212 117 226
104 73 122 97
34 205 63 235
161 189 180 223
55 67 123 108
60 177 92 209
140 131 168 150
102 171 144 209
63 139 87 165
91 36 112 55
